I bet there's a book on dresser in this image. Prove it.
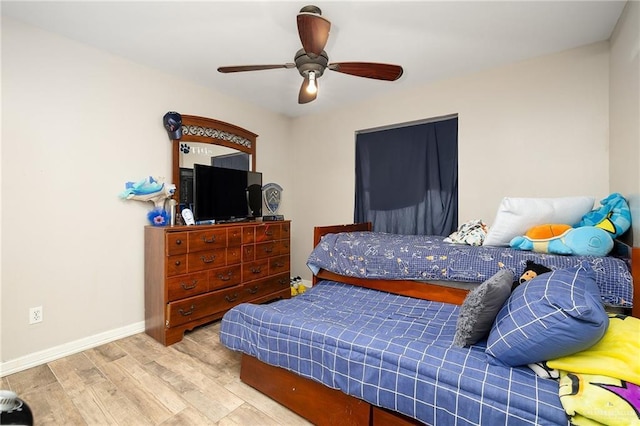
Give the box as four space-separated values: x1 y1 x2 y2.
144 220 291 345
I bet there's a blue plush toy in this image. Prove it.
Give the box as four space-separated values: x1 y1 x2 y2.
510 226 613 257
576 192 631 238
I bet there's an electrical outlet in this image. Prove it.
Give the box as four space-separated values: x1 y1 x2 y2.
29 306 43 324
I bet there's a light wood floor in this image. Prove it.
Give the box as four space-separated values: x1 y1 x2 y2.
1 321 312 425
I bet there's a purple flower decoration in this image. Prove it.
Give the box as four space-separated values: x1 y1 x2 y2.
147 208 169 226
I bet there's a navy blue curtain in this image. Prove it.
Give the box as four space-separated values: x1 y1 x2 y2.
354 117 458 235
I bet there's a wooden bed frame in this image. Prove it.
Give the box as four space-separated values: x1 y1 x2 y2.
239 222 640 425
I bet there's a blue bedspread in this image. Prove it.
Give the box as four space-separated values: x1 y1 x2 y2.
220 281 568 425
307 232 633 308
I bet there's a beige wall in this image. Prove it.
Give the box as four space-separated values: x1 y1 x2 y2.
0 18 292 368
610 0 640 246
289 42 612 279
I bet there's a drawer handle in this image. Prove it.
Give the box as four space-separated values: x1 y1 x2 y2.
201 255 216 263
217 271 233 281
251 266 262 274
179 305 195 316
202 235 216 244
274 262 285 268
263 246 274 254
175 239 183 245
225 293 239 303
181 280 198 290
278 278 288 286
248 286 259 294
264 230 274 237
174 260 182 266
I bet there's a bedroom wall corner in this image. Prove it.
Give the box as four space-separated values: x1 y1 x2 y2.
609 0 640 246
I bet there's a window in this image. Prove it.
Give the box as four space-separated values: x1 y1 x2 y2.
354 116 458 235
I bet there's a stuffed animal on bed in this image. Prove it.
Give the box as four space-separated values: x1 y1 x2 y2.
576 192 631 238
513 260 552 290
510 225 613 257
509 193 630 257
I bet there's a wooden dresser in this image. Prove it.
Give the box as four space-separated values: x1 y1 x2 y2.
144 220 291 345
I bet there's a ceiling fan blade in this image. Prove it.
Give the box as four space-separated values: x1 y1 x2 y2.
217 64 295 73
328 62 404 81
298 77 318 104
297 12 331 57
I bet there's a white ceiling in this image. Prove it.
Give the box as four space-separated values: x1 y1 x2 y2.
1 1 627 118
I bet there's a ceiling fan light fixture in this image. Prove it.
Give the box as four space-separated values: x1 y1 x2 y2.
306 71 317 94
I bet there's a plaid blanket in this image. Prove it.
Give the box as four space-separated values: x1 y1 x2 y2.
220 281 568 425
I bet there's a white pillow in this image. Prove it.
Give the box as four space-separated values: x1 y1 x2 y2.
483 196 595 247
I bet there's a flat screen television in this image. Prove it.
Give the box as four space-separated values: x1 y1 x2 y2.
193 164 262 223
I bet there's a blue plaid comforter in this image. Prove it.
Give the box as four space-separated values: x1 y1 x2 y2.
220 281 568 425
307 232 633 308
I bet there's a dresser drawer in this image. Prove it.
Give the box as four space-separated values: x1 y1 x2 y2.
166 232 188 256
255 241 278 260
243 273 290 300
187 248 226 272
188 229 228 252
280 222 290 239
167 271 208 301
209 265 242 290
255 224 280 242
243 259 269 282
242 244 255 262
269 255 290 275
227 246 242 265
167 254 187 276
277 239 290 255
166 285 247 327
228 227 243 246
242 225 256 244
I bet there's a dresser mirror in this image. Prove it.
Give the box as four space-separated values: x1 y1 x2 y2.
171 115 257 207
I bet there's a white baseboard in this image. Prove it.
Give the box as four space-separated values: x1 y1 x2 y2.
0 321 145 377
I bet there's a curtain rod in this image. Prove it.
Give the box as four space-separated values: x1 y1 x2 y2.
356 113 458 135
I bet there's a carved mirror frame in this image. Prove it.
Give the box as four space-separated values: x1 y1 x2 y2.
171 115 257 206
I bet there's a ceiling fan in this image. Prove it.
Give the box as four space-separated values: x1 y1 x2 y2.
217 5 404 104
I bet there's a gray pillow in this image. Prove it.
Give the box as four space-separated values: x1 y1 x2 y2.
453 269 514 347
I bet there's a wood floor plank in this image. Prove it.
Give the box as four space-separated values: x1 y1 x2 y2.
219 402 287 426
98 360 174 424
157 406 213 425
48 352 107 399
84 341 128 366
115 333 169 365
113 355 187 415
4 363 57 395
224 379 312 425
18 382 86 426
153 353 244 415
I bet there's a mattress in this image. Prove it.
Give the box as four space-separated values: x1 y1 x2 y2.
220 281 568 425
307 231 632 308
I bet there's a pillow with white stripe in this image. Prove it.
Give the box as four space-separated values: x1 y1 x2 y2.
485 262 608 367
